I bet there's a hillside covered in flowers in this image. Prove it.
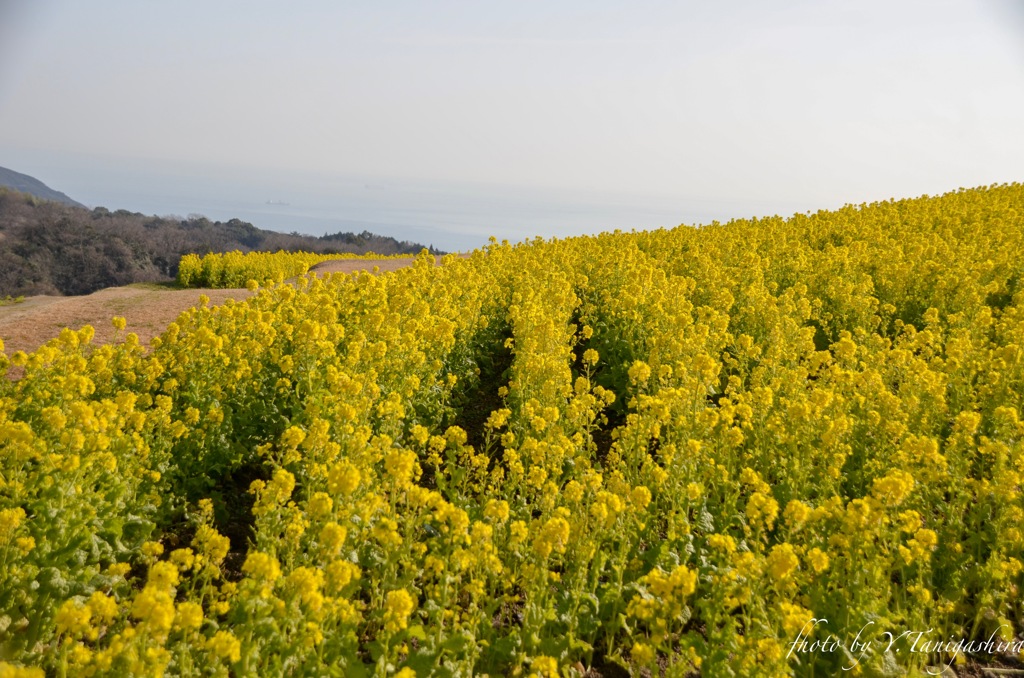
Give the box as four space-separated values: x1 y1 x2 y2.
2 184 1024 676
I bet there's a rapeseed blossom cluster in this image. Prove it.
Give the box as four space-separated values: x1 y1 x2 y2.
176 249 409 288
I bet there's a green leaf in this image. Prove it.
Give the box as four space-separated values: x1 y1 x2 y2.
35 567 69 597
441 630 476 654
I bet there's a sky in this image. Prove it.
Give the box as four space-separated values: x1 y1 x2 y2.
1 0 1023 248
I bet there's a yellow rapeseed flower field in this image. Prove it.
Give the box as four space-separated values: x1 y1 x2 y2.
2 184 1024 676
176 249 410 288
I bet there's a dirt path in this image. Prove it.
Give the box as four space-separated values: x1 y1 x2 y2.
0 255 451 356
0 286 255 355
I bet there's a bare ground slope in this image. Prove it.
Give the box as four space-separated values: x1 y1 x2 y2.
0 286 255 355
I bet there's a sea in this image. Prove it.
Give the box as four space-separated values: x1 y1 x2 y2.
2 150 796 253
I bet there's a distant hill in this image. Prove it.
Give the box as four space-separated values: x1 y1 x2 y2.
0 166 84 207
0 187 439 297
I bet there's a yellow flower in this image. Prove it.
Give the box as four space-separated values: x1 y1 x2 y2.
87 592 118 625
384 448 419 486
486 408 511 429
708 533 737 553
897 510 922 534
372 517 402 547
207 630 242 663
532 516 570 559
141 540 164 558
531 656 559 678
175 601 204 631
746 492 779 530
628 360 652 385
784 500 812 527
470 521 493 543
871 469 915 506
914 528 938 549
484 499 510 523
806 547 830 574
242 551 282 584
69 643 93 666
0 662 45 678
131 587 176 638
632 642 656 666
833 334 857 360
193 525 230 564
41 407 66 431
307 492 334 519
147 561 180 590
107 562 132 578
55 599 93 638
261 468 296 505
756 638 784 663
320 522 348 553
509 520 529 546
285 566 325 611
739 467 770 494
651 564 698 599
445 426 468 446
383 589 416 633
410 424 430 446
630 485 652 510
0 507 27 541
779 601 814 636
767 543 800 582
327 461 362 495
281 426 306 449
170 548 196 571
325 560 361 594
